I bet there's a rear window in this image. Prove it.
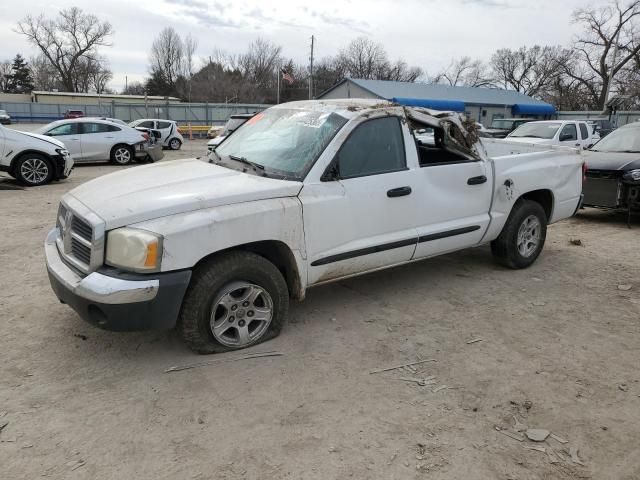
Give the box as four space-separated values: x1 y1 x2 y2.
157 121 172 129
579 123 589 139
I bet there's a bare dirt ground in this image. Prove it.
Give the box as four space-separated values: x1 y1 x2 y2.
1 136 639 480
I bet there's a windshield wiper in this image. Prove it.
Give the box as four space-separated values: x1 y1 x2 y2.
229 154 265 171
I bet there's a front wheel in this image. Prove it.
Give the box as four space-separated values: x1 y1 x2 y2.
491 200 547 269
14 154 54 186
179 251 289 354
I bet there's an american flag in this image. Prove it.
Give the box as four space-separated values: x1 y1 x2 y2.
281 69 294 85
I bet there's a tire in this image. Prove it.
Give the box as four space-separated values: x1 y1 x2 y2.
491 199 547 269
110 144 133 165
168 138 182 150
14 154 54 186
179 251 289 354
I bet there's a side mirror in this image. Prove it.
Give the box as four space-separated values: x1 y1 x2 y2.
321 158 340 182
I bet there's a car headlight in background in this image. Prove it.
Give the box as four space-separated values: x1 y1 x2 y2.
105 228 162 273
622 169 640 182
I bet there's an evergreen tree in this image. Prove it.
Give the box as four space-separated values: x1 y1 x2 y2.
7 54 34 93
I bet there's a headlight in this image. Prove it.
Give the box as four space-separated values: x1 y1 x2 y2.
105 228 162 272
55 148 70 157
622 168 640 182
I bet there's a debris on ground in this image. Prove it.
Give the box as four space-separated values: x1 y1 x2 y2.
0 411 6 418
526 429 550 442
66 460 86 471
617 284 633 291
0 421 8 434
164 351 285 373
532 301 546 306
523 400 533 411
524 445 547 453
512 416 527 432
369 358 436 375
399 377 437 387
547 448 561 464
569 238 583 246
495 426 525 442
568 446 585 466
550 433 569 444
432 385 451 393
73 334 88 341
618 383 628 392
22 443 33 449
466 338 483 344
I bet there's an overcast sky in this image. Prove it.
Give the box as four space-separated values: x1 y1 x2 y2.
0 0 602 91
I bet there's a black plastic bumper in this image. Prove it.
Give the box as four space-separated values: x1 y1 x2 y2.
49 268 192 331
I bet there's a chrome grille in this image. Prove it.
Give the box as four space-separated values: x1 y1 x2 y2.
71 236 91 264
55 200 105 274
71 216 93 241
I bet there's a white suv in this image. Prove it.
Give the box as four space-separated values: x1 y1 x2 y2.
0 124 73 186
128 119 184 150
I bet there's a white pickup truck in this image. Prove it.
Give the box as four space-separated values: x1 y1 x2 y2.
45 100 584 354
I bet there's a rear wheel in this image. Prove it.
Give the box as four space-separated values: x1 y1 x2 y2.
179 251 289 354
14 154 54 186
491 200 547 269
169 138 182 150
110 144 133 165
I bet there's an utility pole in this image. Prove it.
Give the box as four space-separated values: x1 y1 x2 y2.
602 28 621 114
309 35 315 100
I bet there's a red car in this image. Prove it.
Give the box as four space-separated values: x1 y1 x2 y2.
63 109 85 119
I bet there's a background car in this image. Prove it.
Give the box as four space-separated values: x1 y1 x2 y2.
128 119 184 150
485 118 534 138
505 120 594 149
587 118 615 138
0 124 73 186
207 113 255 151
583 122 640 217
207 125 225 139
37 118 163 165
0 109 11 125
63 109 85 119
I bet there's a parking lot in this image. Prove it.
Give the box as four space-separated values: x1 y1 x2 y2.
1 137 639 479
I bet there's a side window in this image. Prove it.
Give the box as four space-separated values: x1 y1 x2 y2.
579 123 589 139
137 120 154 129
337 117 406 179
106 124 122 132
46 123 77 136
560 124 577 141
157 121 172 129
81 123 111 134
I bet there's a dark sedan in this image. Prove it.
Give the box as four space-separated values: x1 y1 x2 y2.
583 122 640 219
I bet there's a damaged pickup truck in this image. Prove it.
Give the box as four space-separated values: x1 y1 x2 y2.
45 100 584 354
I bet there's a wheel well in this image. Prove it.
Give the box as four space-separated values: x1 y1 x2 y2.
195 241 304 301
519 189 553 220
10 150 52 175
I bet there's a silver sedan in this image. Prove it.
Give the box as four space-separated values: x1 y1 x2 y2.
37 118 163 164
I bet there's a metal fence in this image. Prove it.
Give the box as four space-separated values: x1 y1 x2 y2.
0 101 270 126
557 110 640 127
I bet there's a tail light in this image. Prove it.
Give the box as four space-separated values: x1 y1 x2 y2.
582 161 587 183
141 132 150 141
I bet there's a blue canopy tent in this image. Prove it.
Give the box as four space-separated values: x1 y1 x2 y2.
511 103 556 116
392 97 466 112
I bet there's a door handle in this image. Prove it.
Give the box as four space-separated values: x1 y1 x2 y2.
467 175 487 185
387 186 412 198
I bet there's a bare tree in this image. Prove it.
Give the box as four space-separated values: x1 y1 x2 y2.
433 57 494 87
30 54 60 91
491 46 570 97
16 7 113 92
570 0 640 109
337 37 389 79
239 38 282 87
149 27 184 91
0 61 12 92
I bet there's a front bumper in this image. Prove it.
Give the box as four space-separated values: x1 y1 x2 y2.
45 228 191 331
0 118 10 125
52 153 74 179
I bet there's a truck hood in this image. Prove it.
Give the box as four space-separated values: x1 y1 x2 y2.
67 159 303 229
583 150 640 171
6 129 66 149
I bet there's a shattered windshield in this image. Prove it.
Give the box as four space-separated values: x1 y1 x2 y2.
509 123 561 139
214 108 348 180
